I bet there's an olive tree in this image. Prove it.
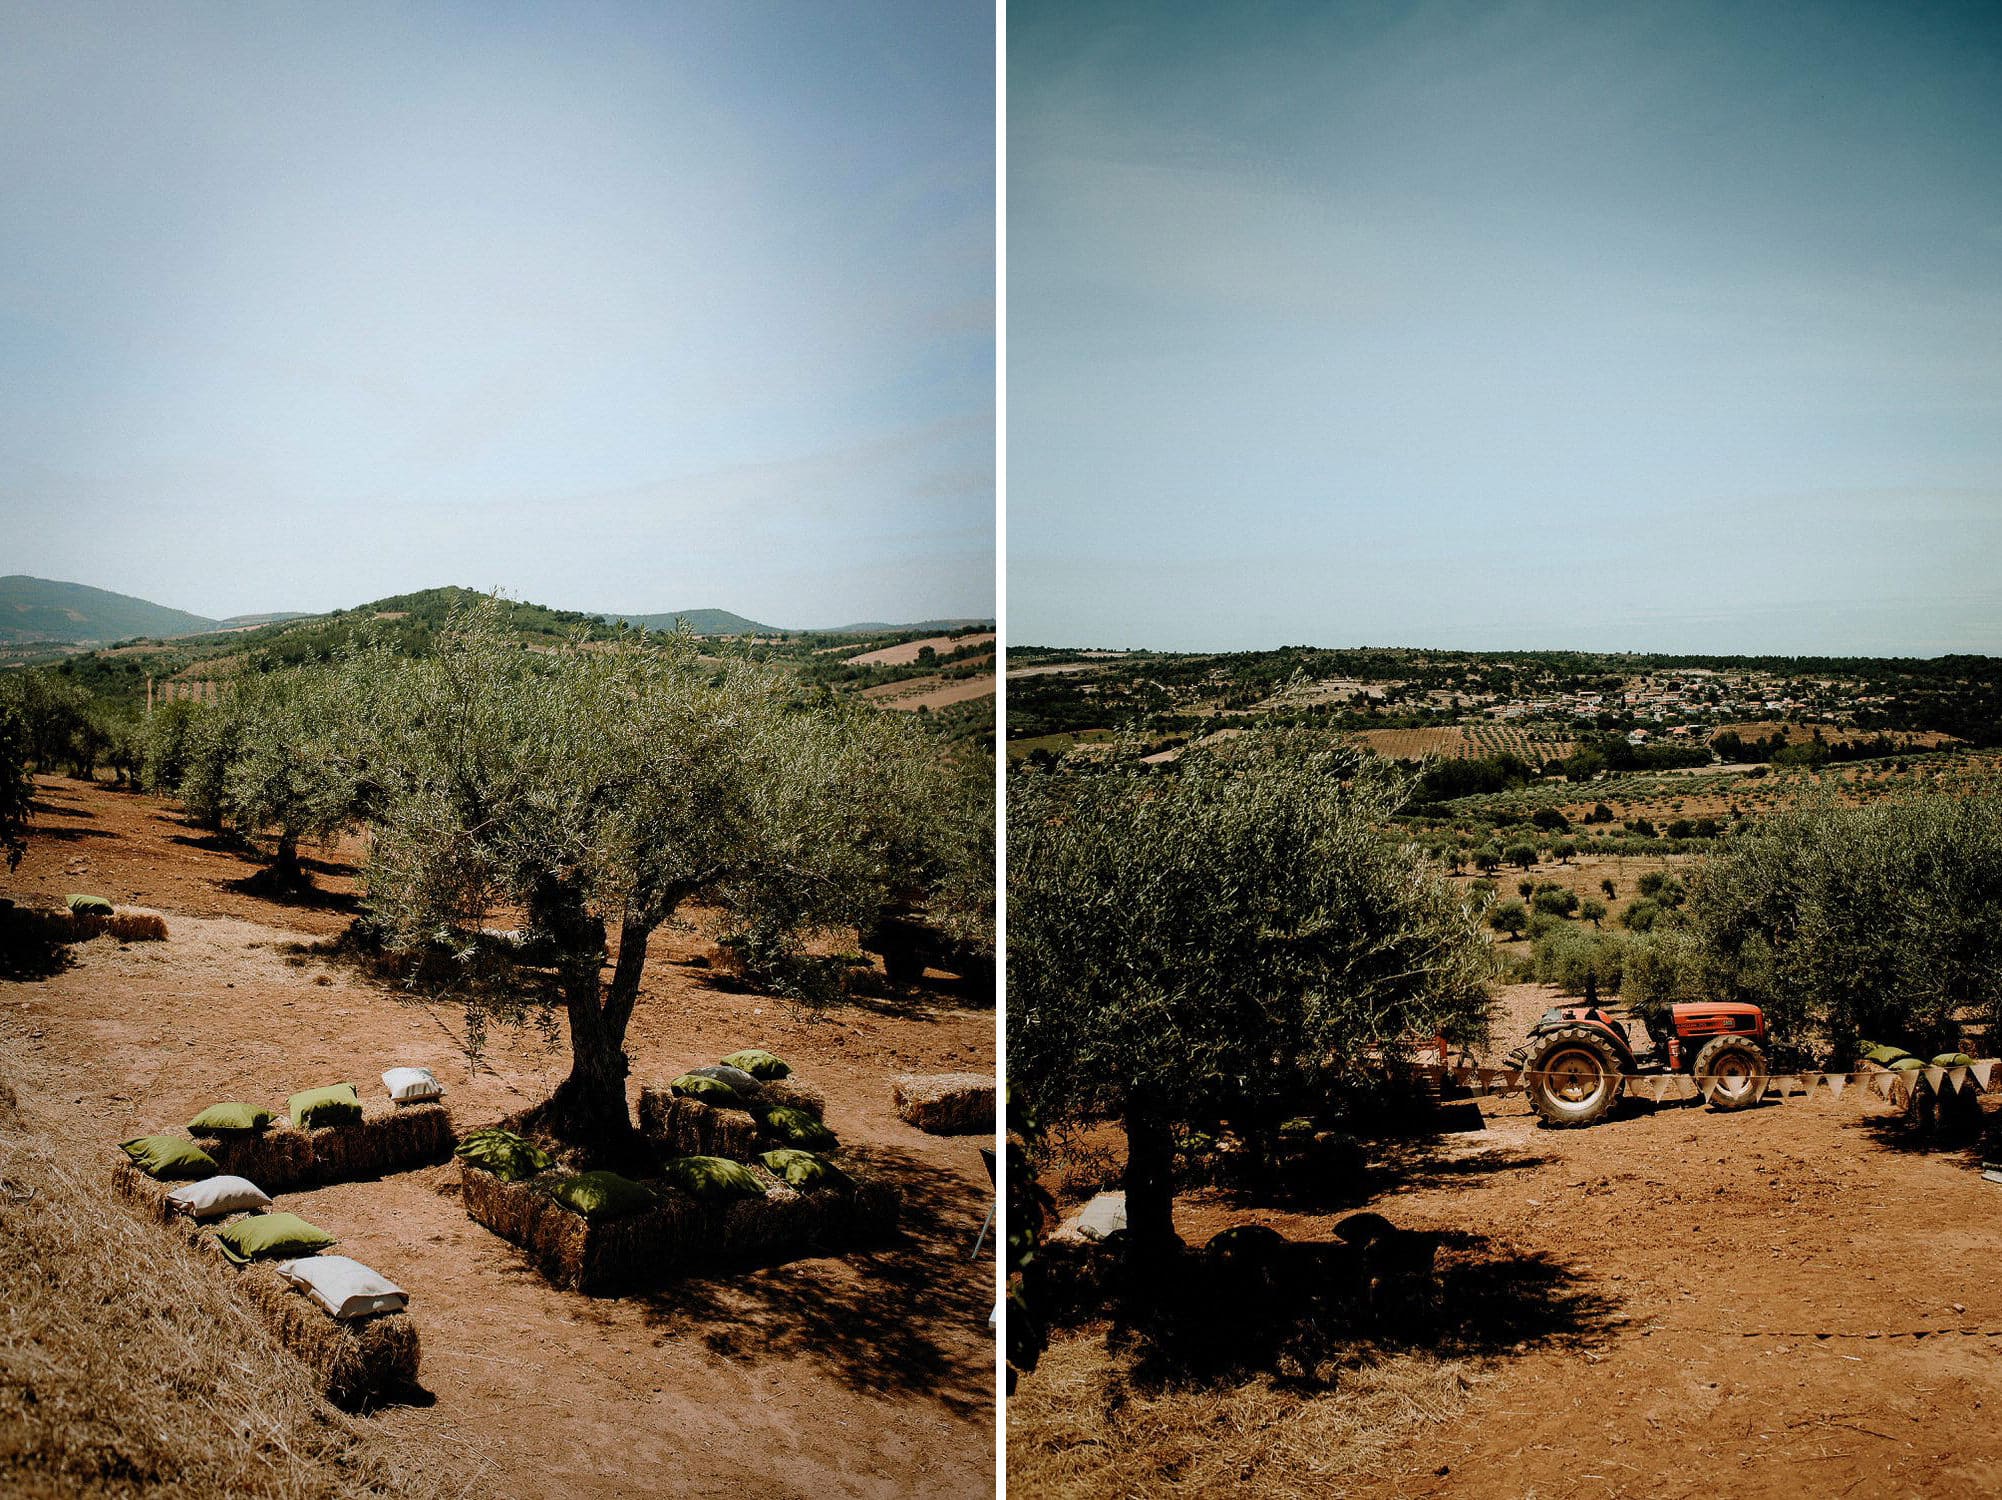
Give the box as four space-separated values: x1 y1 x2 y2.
218 670 366 885
1689 792 2002 1056
1008 732 1492 1277
354 602 940 1146
0 703 32 870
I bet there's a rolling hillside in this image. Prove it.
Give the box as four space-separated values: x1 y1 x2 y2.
0 576 219 644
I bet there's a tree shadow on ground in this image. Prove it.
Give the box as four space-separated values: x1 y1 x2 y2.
0 912 75 980
1037 1225 1620 1390
632 1140 993 1419
28 797 95 818
1850 1097 1988 1158
1186 1122 1554 1216
221 868 360 913
20 824 118 842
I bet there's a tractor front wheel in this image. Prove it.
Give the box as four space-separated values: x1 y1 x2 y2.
1694 1034 1769 1111
1525 1025 1626 1128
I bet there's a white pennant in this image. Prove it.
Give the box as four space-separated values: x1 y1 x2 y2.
1824 1072 1847 1099
1975 1060 1997 1091
1924 1066 1947 1095
1950 1066 1970 1095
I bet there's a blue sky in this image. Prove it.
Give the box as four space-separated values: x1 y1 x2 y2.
1009 0 2002 654
0 2 992 626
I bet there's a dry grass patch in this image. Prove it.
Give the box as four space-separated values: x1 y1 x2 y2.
0 1031 470 1498
1008 1333 1482 1498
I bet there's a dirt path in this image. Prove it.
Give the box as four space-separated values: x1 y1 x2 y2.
2 778 997 1499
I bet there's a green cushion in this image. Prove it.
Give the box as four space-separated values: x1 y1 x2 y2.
287 1084 361 1130
670 1073 745 1109
120 1135 218 1180
759 1105 836 1150
1889 1055 1925 1071
454 1127 554 1182
721 1048 790 1081
187 1102 274 1135
1864 1044 1912 1066
66 893 114 915
548 1171 657 1221
1932 1053 1978 1068
758 1149 851 1191
213 1211 337 1266
659 1155 766 1202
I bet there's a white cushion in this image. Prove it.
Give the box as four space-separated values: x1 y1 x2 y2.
274 1255 409 1320
163 1175 272 1220
381 1066 443 1103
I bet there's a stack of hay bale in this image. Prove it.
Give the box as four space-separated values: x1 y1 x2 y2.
110 1078 436 1408
463 1048 898 1294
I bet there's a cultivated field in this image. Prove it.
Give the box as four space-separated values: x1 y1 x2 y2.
847 632 995 668
2 777 997 1499
862 671 998 712
1356 726 1580 763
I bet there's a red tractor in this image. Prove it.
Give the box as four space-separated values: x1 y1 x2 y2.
1509 1001 1770 1128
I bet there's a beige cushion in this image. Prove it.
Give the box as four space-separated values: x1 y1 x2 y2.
274 1255 408 1319
381 1066 444 1103
163 1174 272 1220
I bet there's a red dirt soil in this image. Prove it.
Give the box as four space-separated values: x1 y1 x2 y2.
1037 981 2002 1499
2 778 997 1499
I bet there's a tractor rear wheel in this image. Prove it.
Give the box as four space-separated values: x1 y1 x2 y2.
1694 1034 1768 1111
1524 1025 1626 1128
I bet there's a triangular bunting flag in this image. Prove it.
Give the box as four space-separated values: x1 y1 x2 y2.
1950 1067 1970 1094
1695 1073 1718 1104
1777 1073 1802 1097
1868 1071 1893 1099
1924 1066 1947 1095
1499 1067 1521 1091
1632 1076 1659 1103
1825 1072 1847 1099
1475 1067 1496 1091
1975 1060 1997 1091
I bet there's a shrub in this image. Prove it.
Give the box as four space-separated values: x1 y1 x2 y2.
1532 887 1579 918
1622 899 1663 933
1488 900 1529 939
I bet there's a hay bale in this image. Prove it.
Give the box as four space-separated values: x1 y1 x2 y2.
759 1077 826 1121
891 1073 995 1135
214 1245 421 1409
109 1160 177 1225
199 1125 318 1192
637 1087 763 1160
460 1158 902 1293
305 1103 454 1184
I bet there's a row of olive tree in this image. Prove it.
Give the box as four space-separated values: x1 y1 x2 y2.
93 601 985 1152
1008 732 1494 1276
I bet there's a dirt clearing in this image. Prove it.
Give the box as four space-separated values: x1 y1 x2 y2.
3 779 996 1499
1013 984 2002 1498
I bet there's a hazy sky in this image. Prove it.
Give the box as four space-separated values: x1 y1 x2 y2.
0 2 992 626
1010 0 2002 655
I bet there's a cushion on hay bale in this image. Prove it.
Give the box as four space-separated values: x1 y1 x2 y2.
638 1088 764 1160
1933 1052 1978 1068
890 1072 996 1136
1889 1056 1925 1071
187 1101 275 1135
165 1174 272 1220
227 1254 420 1408
759 1148 851 1191
287 1083 362 1129
214 1211 338 1265
659 1155 766 1201
721 1048 790 1081
65 893 114 916
688 1063 764 1098
759 1076 826 1120
462 1158 898 1293
275 1255 409 1320
1864 1044 1913 1066
549 1171 659 1221
381 1066 444 1103
120 1135 218 1180
670 1073 746 1109
455 1126 554 1182
759 1105 836 1150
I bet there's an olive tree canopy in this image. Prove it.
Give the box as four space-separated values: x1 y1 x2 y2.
1007 733 1493 1267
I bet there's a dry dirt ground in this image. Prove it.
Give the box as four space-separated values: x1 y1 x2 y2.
1016 982 2002 1499
2 778 997 1500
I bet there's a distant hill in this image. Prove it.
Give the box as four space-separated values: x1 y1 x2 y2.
818 618 993 636
601 609 782 636
0 576 219 645
602 610 994 637
216 611 317 629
